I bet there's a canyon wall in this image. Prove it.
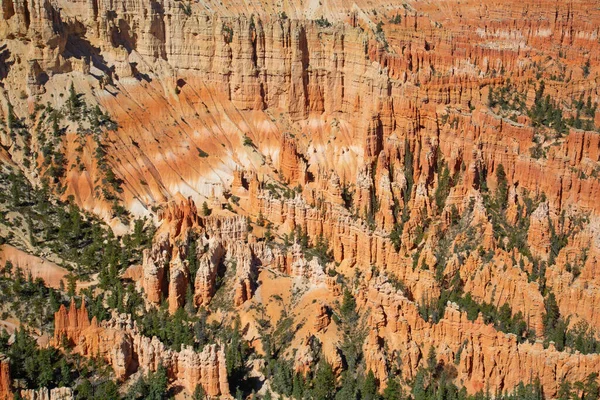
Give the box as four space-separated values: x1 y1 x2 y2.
359 277 600 398
1 0 600 396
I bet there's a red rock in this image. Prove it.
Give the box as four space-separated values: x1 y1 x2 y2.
56 307 230 397
0 356 11 400
279 133 305 184
528 202 552 261
360 278 600 398
3 0 600 396
53 298 90 346
313 304 331 332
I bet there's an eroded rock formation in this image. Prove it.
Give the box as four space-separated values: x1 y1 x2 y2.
20 388 74 400
359 277 600 398
53 299 90 346
54 303 230 397
2 0 600 396
0 356 11 400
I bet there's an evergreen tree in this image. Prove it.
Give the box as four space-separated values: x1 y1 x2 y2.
193 385 206 400
49 290 61 313
361 370 378 400
543 293 560 335
312 360 336 400
67 275 77 297
226 319 249 392
335 371 358 400
187 237 199 281
382 377 403 400
147 364 169 400
4 260 13 277
185 286 196 315
58 358 71 387
488 86 496 107
389 223 403 252
95 380 119 399
557 379 572 400
495 164 508 210
75 379 93 400
427 346 438 375
411 369 428 400
434 163 451 211
340 289 358 324
201 201 211 216
68 83 82 121
271 360 293 396
292 373 305 399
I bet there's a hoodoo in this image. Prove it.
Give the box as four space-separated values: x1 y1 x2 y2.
0 0 599 398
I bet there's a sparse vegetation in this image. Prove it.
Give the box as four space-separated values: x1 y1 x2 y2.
179 1 192 16
242 135 254 147
197 147 209 158
389 14 401 24
315 16 331 27
202 201 211 216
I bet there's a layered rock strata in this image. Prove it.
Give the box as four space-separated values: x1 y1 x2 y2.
359 277 600 398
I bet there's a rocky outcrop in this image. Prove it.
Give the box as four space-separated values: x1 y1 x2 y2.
528 202 552 261
57 309 230 397
359 277 600 398
177 344 229 397
0 356 11 400
204 216 248 243
293 336 316 376
157 197 201 239
194 242 226 307
141 200 249 312
0 245 69 289
313 304 331 333
279 133 305 184
460 251 546 336
140 235 172 305
20 388 74 400
167 255 190 314
53 299 90 346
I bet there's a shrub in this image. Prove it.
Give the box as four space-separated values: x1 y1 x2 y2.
197 148 209 158
243 135 254 147
315 16 331 27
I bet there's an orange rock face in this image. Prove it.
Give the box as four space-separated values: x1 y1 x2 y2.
139 204 253 312
313 304 331 333
0 356 11 400
360 277 600 398
3 0 600 396
0 245 69 289
279 133 305 185
194 243 226 307
54 307 230 397
53 299 90 347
